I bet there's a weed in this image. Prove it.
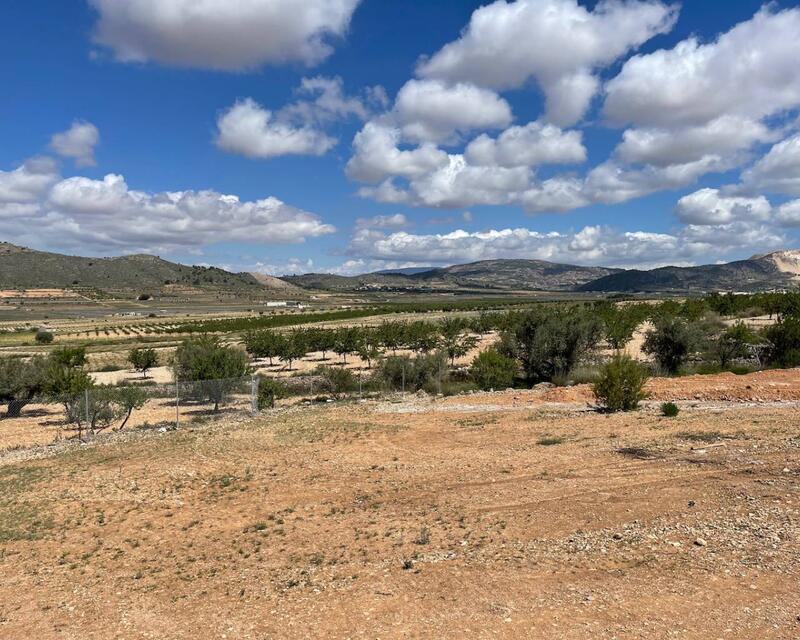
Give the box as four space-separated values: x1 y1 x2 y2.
661 402 680 417
414 527 430 545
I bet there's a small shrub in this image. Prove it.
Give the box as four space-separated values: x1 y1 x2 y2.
537 436 565 446
315 365 356 398
469 348 517 390
592 355 649 412
35 329 54 344
256 376 289 410
661 402 680 417
375 351 448 393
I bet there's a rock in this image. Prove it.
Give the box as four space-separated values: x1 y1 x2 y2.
694 538 707 547
612 533 623 540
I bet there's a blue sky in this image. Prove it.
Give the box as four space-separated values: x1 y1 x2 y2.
1 0 800 275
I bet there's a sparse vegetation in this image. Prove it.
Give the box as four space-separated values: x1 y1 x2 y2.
469 348 517 390
661 402 680 417
592 355 649 412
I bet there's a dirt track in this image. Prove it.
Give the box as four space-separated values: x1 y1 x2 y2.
1 369 800 638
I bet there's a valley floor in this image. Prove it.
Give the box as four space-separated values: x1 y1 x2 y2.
1 372 799 638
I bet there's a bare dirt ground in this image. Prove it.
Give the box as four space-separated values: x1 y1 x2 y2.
1 368 799 639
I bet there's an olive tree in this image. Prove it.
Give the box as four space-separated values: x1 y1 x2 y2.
173 335 250 411
128 347 159 378
243 330 284 366
0 356 49 418
499 306 602 384
643 316 699 374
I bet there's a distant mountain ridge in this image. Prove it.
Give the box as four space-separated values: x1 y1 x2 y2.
1 242 797 295
283 259 621 292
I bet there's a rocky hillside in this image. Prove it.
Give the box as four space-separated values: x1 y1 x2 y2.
580 251 800 293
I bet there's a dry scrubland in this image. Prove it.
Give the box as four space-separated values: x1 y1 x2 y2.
1 370 799 639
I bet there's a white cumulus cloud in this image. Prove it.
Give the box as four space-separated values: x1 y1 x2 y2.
465 121 586 168
89 0 361 70
675 188 772 225
418 0 678 126
604 6 800 129
50 121 100 167
393 79 512 144
216 98 337 159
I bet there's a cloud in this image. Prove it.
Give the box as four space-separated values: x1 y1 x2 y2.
427 211 473 226
0 162 335 254
418 0 678 126
346 122 449 183
393 79 512 144
50 121 100 167
215 98 337 159
465 121 586 168
347 221 784 270
249 257 315 276
675 188 771 225
740 132 800 196
354 213 409 230
615 116 775 167
0 157 60 204
281 76 385 125
604 7 800 129
89 0 361 70
218 79 387 159
775 200 800 227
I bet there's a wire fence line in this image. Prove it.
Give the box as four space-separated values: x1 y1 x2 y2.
3 358 458 445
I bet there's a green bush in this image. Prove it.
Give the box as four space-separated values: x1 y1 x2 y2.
469 349 517 390
375 351 448 393
661 402 680 417
592 355 649 412
35 329 54 344
315 365 357 398
256 376 289 410
499 305 602 384
763 316 800 368
643 316 699 374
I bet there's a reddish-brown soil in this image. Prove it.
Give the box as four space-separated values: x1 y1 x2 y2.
1 370 799 638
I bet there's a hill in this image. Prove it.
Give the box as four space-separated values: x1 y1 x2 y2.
284 259 620 292
0 242 265 293
579 251 800 293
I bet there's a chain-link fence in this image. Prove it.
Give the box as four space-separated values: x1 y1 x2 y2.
3 375 259 443
3 360 458 447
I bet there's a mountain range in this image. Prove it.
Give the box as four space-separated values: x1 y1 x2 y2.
1 242 798 295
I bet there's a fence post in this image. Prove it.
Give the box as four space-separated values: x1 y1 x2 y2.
251 374 259 414
402 365 405 395
84 388 90 429
175 375 180 430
